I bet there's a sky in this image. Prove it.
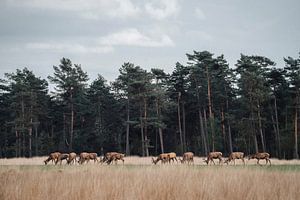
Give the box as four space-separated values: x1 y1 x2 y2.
0 0 299 83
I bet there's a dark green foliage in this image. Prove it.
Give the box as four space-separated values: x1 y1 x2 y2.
0 53 299 159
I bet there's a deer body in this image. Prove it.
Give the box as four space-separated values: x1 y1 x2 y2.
248 152 271 165
101 152 125 165
78 152 90 164
67 152 77 165
152 153 169 165
204 152 223 165
224 152 245 165
167 152 178 163
180 152 194 165
89 153 98 163
44 152 61 165
56 153 69 165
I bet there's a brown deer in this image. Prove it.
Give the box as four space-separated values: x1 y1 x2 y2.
248 152 271 165
166 152 178 164
101 152 125 165
55 153 69 165
89 153 98 163
152 153 169 165
110 153 125 164
203 152 223 165
67 152 77 165
100 152 116 164
78 152 90 164
179 152 194 165
224 152 245 165
44 152 61 165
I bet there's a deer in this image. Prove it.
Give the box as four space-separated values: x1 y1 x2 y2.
166 152 178 164
67 152 77 165
224 152 245 165
179 152 194 165
100 152 116 164
101 152 125 165
109 153 125 164
203 152 223 165
248 152 271 165
78 152 90 164
89 153 98 163
44 152 61 165
55 153 69 165
152 153 169 165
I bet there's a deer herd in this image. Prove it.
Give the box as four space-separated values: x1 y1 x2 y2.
44 151 271 166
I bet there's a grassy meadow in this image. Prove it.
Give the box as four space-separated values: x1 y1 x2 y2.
0 157 300 200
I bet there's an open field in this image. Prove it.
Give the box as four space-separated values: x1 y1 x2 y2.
1 157 300 200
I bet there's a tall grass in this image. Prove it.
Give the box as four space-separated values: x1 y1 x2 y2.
0 157 300 200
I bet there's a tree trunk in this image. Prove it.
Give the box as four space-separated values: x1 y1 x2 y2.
225 87 233 153
227 121 233 153
144 96 149 157
22 131 25 157
271 113 279 157
21 95 25 157
294 107 299 159
182 101 187 152
177 92 184 154
250 95 259 153
251 111 259 153
156 97 164 153
203 109 209 152
221 107 226 152
126 98 130 155
63 113 66 150
69 91 74 152
194 76 208 155
206 65 215 151
15 129 19 157
28 124 32 158
199 109 208 155
35 125 38 156
139 96 145 156
257 103 266 152
274 97 281 157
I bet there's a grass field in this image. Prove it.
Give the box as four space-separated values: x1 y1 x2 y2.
1 157 300 200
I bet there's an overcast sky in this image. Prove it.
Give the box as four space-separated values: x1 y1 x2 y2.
0 0 299 83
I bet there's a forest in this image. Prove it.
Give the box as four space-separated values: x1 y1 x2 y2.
0 50 299 159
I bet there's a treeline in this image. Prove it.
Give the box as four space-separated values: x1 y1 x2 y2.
0 51 299 159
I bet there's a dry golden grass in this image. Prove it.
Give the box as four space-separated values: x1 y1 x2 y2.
0 157 300 200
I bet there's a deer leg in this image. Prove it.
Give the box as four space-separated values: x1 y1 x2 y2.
212 159 216 165
242 158 245 165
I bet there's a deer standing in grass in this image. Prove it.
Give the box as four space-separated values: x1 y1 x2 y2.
55 153 69 165
224 152 245 165
167 152 178 164
179 152 194 165
67 152 77 165
78 152 90 164
100 152 125 165
248 152 271 165
203 152 223 165
89 153 98 163
44 152 61 165
152 153 169 165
